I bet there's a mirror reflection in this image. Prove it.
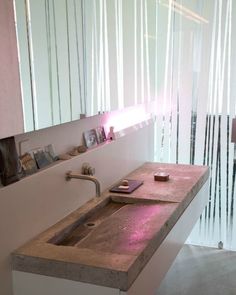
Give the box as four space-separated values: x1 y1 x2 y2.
14 0 166 132
15 0 86 131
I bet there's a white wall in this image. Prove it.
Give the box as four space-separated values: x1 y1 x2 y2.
0 0 24 139
0 115 154 295
15 113 109 157
14 103 153 156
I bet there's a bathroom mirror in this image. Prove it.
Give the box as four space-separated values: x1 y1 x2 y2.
14 0 156 132
15 0 86 132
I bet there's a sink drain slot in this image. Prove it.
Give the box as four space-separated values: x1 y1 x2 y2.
85 222 96 228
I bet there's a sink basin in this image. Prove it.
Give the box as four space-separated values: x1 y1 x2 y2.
48 195 175 251
49 196 126 246
48 195 163 247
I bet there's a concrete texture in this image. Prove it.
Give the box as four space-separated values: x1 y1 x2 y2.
156 244 236 295
12 162 209 291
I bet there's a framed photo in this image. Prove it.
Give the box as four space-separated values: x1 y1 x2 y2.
83 129 98 148
95 126 106 144
33 149 51 169
19 152 38 175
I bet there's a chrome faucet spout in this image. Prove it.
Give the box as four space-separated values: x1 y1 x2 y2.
66 171 101 197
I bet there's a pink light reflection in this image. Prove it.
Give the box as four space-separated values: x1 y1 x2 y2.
104 105 148 133
114 204 163 254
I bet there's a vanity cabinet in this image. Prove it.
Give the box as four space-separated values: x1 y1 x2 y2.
0 0 24 139
12 178 209 295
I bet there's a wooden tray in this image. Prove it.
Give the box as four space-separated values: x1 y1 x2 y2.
109 179 143 194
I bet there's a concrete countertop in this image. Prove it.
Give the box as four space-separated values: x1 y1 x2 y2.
12 162 209 291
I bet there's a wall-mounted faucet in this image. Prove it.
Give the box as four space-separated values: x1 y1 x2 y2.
81 162 95 176
65 163 101 197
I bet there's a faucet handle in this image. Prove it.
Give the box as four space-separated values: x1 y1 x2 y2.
82 163 95 176
65 170 72 181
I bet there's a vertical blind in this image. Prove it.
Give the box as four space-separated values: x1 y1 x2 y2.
154 0 236 250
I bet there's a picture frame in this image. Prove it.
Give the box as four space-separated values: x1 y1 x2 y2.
33 149 51 169
83 129 98 148
19 152 38 175
95 126 106 144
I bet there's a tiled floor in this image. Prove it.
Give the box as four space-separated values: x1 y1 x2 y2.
156 244 236 295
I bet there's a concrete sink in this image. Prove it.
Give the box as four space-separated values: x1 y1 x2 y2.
48 195 176 253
